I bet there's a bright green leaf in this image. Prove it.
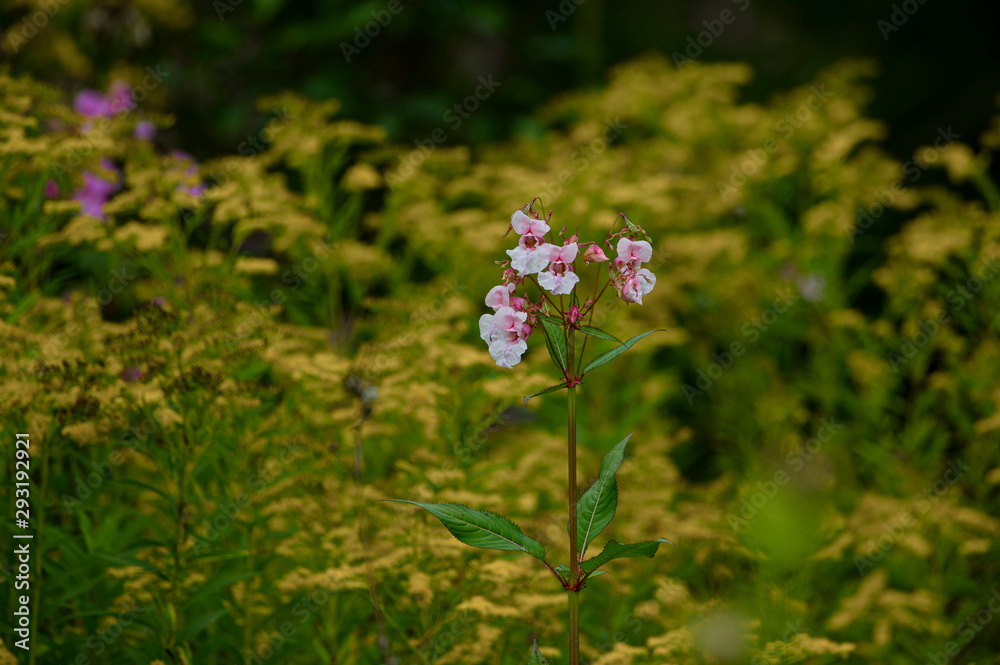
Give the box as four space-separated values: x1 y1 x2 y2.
581 538 674 576
575 434 631 557
578 325 623 344
582 329 662 375
524 382 567 405
387 501 546 564
539 316 567 371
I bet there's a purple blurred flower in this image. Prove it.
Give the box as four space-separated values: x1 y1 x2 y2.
73 158 120 220
151 296 166 307
170 151 206 198
121 366 143 383
134 120 156 140
73 81 135 119
74 90 113 118
44 180 59 198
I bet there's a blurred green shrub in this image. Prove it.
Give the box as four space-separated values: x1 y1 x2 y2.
1 53 999 664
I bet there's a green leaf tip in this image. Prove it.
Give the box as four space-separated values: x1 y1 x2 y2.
524 382 568 405
575 433 632 558
527 639 549 665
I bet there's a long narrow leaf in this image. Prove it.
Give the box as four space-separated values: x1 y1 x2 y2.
524 382 568 405
581 538 674 576
577 325 622 344
582 329 662 375
387 501 547 564
575 434 631 557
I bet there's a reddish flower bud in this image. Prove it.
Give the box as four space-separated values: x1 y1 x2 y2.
583 244 609 263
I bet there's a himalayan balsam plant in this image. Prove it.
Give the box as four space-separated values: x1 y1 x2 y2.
390 200 672 665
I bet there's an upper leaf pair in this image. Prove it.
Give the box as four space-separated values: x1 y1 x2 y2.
573 434 673 582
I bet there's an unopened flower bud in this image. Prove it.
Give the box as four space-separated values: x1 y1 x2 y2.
583 244 609 263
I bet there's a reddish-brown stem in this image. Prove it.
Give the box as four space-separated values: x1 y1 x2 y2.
528 275 563 316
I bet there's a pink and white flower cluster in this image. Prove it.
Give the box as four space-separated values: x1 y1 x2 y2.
611 238 656 305
479 284 534 368
479 205 658 368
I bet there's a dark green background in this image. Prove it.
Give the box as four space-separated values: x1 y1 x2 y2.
5 0 999 165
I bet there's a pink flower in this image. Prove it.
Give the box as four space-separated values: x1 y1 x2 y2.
614 238 653 272
506 210 550 275
479 306 530 368
44 180 59 198
107 81 136 115
583 244 609 263
537 242 580 295
485 283 525 312
618 268 656 305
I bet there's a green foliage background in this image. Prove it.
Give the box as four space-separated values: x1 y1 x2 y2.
2 2 1000 665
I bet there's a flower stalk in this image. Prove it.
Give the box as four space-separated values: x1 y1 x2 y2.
567 328 580 663
393 201 672 665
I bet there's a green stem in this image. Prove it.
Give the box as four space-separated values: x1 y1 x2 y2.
569 591 581 665
567 329 580 665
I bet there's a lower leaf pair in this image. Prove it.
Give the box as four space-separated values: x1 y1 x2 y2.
387 434 672 587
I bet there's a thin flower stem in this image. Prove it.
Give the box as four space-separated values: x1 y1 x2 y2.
576 267 603 376
528 276 563 316
567 328 581 665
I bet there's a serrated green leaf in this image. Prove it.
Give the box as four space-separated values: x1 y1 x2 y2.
524 382 567 405
527 640 549 664
539 316 567 371
582 329 662 375
388 501 546 564
578 325 623 344
581 538 673 576
575 434 631 557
